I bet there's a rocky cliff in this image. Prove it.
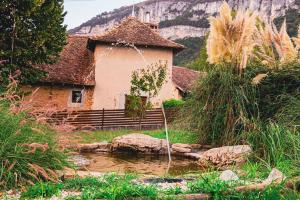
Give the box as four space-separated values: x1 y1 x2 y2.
70 0 300 39
69 0 300 65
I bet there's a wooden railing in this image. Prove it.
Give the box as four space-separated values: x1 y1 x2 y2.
48 108 178 130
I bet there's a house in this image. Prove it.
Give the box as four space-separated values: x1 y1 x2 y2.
24 17 199 110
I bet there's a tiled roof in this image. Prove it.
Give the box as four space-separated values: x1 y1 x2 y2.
87 17 185 52
37 36 95 86
172 66 202 92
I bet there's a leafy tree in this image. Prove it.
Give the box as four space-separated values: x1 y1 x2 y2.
0 0 67 85
126 62 167 118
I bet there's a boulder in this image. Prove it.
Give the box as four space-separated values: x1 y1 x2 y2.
219 170 239 181
111 133 169 154
263 168 286 184
172 143 192 154
60 167 103 179
183 152 203 160
77 142 111 153
198 145 252 167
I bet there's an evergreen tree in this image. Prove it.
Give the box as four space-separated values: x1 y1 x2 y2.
0 0 67 85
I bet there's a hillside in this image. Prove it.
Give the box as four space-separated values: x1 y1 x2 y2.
69 0 300 66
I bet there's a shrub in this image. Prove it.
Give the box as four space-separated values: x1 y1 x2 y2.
163 99 185 109
0 102 67 190
257 63 300 128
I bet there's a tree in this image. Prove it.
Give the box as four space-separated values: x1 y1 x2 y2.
0 0 67 85
126 62 167 118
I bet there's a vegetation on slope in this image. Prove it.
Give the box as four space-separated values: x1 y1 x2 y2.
174 37 205 66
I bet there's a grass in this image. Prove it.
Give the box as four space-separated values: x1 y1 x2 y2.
244 123 300 177
74 129 199 144
0 102 67 191
18 172 300 200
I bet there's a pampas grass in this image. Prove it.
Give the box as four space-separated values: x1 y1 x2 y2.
206 2 257 75
255 21 298 67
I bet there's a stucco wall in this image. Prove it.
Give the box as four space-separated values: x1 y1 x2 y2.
22 85 94 111
92 45 178 109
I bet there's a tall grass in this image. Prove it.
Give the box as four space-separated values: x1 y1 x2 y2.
179 65 258 145
0 102 67 190
244 123 300 176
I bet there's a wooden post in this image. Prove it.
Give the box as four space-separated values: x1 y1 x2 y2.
139 115 142 130
101 108 104 130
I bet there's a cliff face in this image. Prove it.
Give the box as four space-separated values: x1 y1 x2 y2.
69 0 300 40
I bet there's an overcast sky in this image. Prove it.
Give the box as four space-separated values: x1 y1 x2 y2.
64 0 144 29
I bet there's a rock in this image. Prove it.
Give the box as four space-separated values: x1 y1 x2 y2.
172 143 192 154
263 168 286 185
77 142 111 153
111 133 169 154
198 145 252 167
60 167 103 179
183 152 203 160
69 155 91 168
219 170 239 181
190 144 203 149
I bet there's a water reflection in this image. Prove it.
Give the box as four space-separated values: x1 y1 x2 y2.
82 153 202 176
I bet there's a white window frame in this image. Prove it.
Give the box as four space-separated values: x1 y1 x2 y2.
69 89 85 108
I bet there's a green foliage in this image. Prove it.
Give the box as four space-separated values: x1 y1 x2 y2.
159 13 209 29
163 99 185 109
0 0 67 85
127 62 167 118
21 182 63 199
180 65 258 145
256 63 300 128
63 174 158 200
187 37 215 72
274 9 300 37
245 123 300 175
174 37 205 66
0 102 67 190
188 173 229 199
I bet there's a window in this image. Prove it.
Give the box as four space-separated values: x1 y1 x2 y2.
72 90 83 103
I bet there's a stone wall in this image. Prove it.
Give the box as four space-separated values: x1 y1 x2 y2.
22 85 94 111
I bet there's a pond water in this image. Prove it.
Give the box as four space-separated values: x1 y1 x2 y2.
82 153 203 176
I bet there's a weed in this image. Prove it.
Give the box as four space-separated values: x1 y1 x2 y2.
21 182 63 199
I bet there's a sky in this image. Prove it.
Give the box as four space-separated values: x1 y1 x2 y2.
64 0 144 29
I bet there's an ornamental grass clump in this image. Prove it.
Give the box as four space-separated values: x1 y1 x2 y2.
206 2 257 75
0 101 67 190
180 65 258 145
180 2 300 146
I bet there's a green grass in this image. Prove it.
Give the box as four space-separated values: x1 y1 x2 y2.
19 173 300 200
74 129 199 144
0 102 67 191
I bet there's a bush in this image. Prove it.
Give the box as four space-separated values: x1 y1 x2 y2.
256 63 300 128
0 102 67 190
163 99 185 109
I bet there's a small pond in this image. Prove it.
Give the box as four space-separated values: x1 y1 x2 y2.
82 153 202 176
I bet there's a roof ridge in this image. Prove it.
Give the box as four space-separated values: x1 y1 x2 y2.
88 16 185 51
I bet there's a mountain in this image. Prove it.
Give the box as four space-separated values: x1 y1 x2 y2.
69 0 300 66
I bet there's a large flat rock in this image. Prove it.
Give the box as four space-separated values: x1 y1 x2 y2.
111 133 169 154
198 145 252 167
